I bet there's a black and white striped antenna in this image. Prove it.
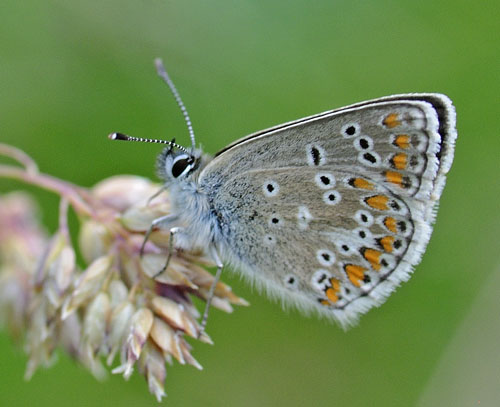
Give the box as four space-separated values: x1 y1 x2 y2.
108 132 189 154
154 58 196 151
108 58 196 153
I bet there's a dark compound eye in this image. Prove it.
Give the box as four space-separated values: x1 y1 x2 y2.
171 156 193 178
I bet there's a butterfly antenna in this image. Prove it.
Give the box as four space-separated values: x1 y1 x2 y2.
154 58 196 152
108 133 189 154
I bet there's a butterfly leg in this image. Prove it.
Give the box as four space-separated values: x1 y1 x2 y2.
140 213 179 257
152 226 182 279
199 245 224 337
146 185 168 206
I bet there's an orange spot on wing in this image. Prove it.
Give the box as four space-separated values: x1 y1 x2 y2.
325 278 341 302
365 195 389 210
394 134 410 149
392 153 407 170
353 178 375 190
384 217 397 233
386 171 404 187
330 278 340 291
320 299 330 306
326 287 339 302
363 248 382 271
379 236 395 252
345 264 366 287
383 113 401 128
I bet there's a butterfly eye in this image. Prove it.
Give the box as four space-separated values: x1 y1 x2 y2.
171 155 194 178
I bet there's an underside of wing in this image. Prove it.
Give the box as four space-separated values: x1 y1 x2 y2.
199 95 456 328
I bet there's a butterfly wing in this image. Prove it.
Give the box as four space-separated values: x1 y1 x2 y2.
198 94 456 327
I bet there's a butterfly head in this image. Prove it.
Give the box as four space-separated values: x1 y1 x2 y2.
107 132 203 184
156 142 201 183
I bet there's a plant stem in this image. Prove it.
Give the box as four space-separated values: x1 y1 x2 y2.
0 164 94 217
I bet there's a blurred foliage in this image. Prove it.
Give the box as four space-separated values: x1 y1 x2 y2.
1 0 499 406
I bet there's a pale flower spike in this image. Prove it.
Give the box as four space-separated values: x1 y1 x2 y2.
0 143 248 402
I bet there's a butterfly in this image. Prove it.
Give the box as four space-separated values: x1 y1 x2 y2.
110 59 456 329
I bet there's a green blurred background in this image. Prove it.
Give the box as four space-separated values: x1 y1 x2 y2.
1 1 499 406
